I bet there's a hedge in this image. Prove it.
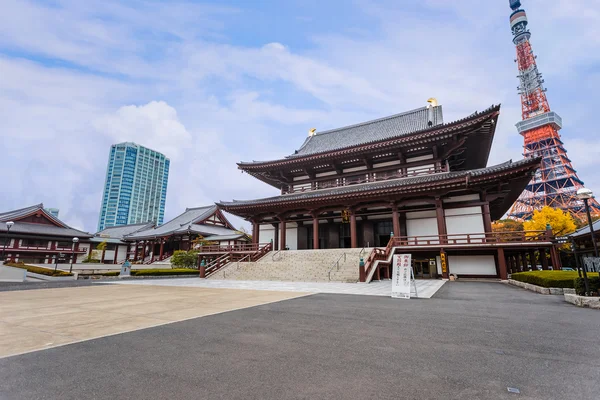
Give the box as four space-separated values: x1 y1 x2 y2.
511 271 582 288
574 277 600 296
5 262 73 277
131 269 198 276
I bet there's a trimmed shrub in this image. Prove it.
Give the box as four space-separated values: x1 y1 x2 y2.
170 250 199 268
574 276 600 296
130 269 198 276
5 262 73 277
101 271 120 277
511 271 581 288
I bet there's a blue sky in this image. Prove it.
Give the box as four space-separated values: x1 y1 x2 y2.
1 0 599 232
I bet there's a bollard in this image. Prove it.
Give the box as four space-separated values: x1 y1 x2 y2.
359 257 366 282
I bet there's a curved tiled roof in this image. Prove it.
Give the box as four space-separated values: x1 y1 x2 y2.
125 205 239 240
219 158 539 209
94 222 155 239
0 203 92 237
292 106 444 157
238 105 498 170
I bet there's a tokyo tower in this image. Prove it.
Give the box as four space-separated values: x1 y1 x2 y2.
507 0 600 220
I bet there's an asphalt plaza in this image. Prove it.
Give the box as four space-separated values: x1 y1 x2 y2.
1 282 599 399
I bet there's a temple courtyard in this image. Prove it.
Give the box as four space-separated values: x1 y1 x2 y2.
0 281 598 399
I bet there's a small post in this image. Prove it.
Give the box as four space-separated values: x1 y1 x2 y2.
359 257 366 282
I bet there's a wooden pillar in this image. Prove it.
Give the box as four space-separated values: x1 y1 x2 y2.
550 246 561 270
280 219 287 250
150 241 156 263
540 248 549 270
133 242 138 261
350 211 357 248
159 240 165 260
392 205 400 237
529 250 537 271
101 248 106 264
252 222 259 245
435 198 448 244
399 212 407 238
272 223 279 251
440 250 449 279
141 242 146 261
481 193 493 236
113 245 119 264
497 248 508 280
312 215 319 250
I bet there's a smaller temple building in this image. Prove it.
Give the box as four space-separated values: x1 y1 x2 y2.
122 205 249 263
91 223 155 264
0 204 92 264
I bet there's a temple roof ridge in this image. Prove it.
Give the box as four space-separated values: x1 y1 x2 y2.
238 104 500 168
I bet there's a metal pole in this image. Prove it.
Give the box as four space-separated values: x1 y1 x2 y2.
583 199 598 257
69 242 75 273
572 238 588 294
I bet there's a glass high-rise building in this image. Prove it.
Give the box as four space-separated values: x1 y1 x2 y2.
97 142 170 231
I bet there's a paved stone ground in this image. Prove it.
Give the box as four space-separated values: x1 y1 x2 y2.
109 277 446 298
1 282 599 400
0 284 307 358
0 280 97 292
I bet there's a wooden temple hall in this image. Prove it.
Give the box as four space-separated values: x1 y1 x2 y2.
218 100 562 280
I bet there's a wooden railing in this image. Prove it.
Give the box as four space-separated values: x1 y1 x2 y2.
198 242 273 278
282 165 447 194
360 230 554 282
389 231 552 246
197 243 271 253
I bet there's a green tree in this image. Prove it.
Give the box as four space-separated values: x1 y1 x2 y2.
170 250 199 268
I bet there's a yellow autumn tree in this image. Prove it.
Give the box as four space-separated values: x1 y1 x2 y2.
523 206 577 237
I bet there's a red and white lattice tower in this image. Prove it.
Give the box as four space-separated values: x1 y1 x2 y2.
507 0 600 220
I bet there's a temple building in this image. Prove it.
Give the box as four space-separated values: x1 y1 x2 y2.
218 101 561 280
0 204 92 264
123 205 249 263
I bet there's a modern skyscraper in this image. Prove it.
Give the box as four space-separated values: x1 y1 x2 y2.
97 142 170 231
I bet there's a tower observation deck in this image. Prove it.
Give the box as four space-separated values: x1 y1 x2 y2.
507 0 600 220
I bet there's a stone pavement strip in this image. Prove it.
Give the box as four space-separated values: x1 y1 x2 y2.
0 284 308 359
110 278 446 298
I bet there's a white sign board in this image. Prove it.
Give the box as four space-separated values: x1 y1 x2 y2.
392 254 413 299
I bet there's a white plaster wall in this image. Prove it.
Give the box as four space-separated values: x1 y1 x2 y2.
116 245 128 263
406 210 438 241
407 163 435 174
78 243 91 256
406 218 438 238
286 225 298 250
259 225 276 245
445 206 485 243
373 160 400 168
104 250 115 262
406 154 433 163
443 194 480 203
448 255 496 276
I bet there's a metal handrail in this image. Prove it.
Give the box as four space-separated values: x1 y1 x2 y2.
272 249 283 261
237 254 251 269
328 252 347 281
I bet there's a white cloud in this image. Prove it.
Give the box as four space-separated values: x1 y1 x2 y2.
1 0 599 232
94 101 192 160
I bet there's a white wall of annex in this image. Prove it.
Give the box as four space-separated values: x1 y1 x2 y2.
445 206 485 240
259 225 275 245
116 245 128 263
448 255 496 276
286 225 298 250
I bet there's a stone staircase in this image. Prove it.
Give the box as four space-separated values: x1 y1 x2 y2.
208 248 371 283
